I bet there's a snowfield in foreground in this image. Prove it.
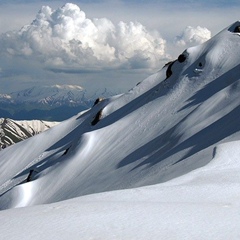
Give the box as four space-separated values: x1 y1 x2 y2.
1 141 240 239
0 21 240 239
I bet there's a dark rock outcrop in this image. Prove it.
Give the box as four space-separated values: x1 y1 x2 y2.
178 54 187 63
91 109 103 126
26 169 39 182
234 25 240 33
165 61 176 79
93 98 104 107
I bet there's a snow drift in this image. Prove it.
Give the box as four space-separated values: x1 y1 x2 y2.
0 21 240 214
1 140 240 239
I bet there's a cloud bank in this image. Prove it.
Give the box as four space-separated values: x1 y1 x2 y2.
0 2 214 93
0 3 168 74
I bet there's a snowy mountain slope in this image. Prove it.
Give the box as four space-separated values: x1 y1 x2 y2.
0 21 240 210
0 118 58 149
1 140 240 240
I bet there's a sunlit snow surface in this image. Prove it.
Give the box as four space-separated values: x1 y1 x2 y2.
0 22 240 239
1 141 240 239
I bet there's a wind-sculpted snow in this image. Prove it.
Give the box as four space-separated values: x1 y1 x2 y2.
0 22 240 213
1 140 240 240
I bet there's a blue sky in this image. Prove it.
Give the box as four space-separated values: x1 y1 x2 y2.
0 0 239 93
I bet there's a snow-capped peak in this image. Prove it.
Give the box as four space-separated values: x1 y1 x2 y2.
0 84 116 107
53 84 84 91
0 93 12 100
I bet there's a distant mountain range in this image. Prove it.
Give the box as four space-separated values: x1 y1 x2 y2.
0 118 58 149
0 85 116 121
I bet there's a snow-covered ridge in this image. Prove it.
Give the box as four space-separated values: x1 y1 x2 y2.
0 21 240 239
54 84 84 90
0 84 116 107
9 84 86 106
0 94 12 99
0 85 117 120
0 118 58 149
14 119 58 133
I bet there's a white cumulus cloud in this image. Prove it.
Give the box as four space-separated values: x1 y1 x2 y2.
0 3 168 74
175 26 211 47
